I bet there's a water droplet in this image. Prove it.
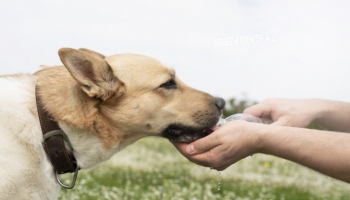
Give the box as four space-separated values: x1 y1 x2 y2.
217 170 222 191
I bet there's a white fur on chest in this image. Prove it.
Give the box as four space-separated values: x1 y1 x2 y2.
0 74 145 200
0 75 128 199
0 75 59 200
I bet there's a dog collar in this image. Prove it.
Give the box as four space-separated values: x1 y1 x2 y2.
35 85 80 189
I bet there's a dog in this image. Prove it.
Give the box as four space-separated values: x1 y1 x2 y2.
0 48 225 199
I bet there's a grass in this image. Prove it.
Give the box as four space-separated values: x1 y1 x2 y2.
59 137 350 200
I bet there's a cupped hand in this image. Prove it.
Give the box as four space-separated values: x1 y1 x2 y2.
171 120 263 171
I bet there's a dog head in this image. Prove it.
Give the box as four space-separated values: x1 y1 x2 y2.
58 48 225 148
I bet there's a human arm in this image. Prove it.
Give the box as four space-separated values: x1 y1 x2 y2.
244 98 350 132
172 121 350 183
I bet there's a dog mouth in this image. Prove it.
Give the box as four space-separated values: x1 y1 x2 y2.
162 123 219 143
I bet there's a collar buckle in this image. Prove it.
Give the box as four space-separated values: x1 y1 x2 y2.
36 85 80 189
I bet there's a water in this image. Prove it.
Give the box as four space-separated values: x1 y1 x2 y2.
217 113 273 126
210 167 222 192
217 171 222 191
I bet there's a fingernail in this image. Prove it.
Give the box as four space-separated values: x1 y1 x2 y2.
186 144 195 154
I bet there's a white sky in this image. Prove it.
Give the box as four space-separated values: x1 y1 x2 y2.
1 0 350 102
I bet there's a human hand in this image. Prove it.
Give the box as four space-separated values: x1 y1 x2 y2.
171 120 262 171
244 98 320 128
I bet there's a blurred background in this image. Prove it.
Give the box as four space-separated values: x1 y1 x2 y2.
2 1 350 199
1 0 350 103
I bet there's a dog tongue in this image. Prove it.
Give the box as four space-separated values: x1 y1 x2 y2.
210 125 219 132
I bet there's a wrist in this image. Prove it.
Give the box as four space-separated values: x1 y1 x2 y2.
254 124 289 155
252 123 272 154
297 99 328 126
309 99 335 126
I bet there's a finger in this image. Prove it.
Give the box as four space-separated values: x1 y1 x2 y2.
184 146 221 167
270 117 291 126
244 103 272 119
186 132 222 155
185 144 239 170
170 141 188 153
170 141 216 167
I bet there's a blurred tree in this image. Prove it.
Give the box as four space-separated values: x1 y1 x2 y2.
223 98 256 118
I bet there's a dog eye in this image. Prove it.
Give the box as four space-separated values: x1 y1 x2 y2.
159 79 177 89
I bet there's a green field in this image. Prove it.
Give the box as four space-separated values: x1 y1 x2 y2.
59 137 350 200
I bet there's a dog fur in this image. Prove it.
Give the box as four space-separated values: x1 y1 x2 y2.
0 48 223 199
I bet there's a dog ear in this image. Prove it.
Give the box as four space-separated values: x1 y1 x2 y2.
78 48 106 59
58 48 124 101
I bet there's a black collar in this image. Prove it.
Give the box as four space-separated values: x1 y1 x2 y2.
35 85 79 189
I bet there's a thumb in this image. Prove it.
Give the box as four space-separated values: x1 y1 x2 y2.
244 103 272 119
186 133 221 155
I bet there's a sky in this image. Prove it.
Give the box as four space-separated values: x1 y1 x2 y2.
1 0 350 103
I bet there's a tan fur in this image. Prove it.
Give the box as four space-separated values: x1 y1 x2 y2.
1 48 223 199
35 48 221 150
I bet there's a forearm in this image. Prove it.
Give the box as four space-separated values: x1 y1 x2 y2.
257 125 350 183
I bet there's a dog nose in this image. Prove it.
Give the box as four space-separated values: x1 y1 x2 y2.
214 97 225 110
